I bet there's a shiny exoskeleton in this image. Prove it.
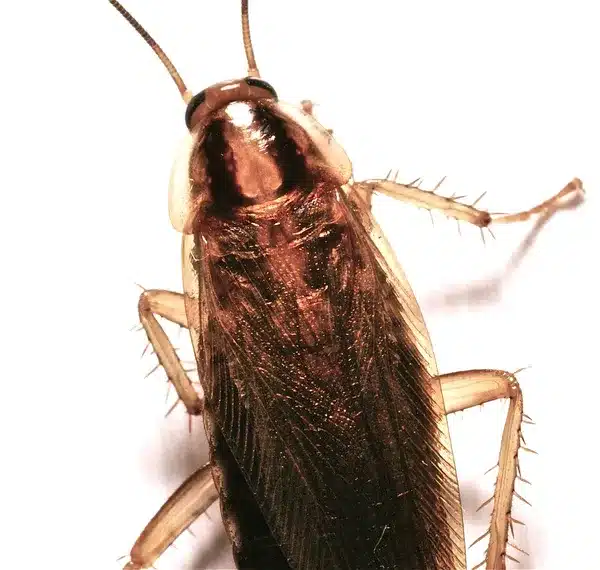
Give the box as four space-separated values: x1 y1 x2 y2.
171 78 464 569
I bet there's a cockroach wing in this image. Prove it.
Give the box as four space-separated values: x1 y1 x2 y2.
181 178 465 569
344 187 466 561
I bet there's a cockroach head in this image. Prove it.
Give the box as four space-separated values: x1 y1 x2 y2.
168 78 352 233
184 77 277 130
107 1 351 232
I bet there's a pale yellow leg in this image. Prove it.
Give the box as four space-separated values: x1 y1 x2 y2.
354 177 583 228
138 289 203 415
123 464 219 570
439 370 527 570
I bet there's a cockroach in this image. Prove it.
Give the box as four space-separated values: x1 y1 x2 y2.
108 1 584 569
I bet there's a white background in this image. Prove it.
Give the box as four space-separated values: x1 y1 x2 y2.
1 1 598 569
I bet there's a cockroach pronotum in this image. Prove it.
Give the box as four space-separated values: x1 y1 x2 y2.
108 1 584 569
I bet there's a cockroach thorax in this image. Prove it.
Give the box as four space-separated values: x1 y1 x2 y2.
169 79 351 233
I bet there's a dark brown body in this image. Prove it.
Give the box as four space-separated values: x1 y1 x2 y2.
176 98 463 570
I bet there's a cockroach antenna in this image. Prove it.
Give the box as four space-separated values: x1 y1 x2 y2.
108 0 193 103
241 0 260 77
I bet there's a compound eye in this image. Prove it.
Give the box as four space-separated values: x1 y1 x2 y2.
244 77 277 99
184 89 207 129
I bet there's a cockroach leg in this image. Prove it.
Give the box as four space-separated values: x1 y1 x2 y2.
350 183 374 210
354 177 583 228
345 182 375 211
123 463 219 570
138 289 203 415
439 369 525 570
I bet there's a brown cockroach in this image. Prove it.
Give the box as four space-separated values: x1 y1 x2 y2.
108 1 584 569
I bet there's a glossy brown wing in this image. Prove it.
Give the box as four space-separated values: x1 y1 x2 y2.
182 182 465 570
345 185 466 565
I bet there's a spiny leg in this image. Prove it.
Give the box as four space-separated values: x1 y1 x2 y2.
124 291 210 570
138 289 203 415
123 464 219 570
439 370 528 570
354 177 583 228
